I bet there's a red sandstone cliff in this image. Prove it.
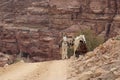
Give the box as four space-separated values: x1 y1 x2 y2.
0 0 120 61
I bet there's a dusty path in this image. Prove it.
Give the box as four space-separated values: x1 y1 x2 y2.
0 60 69 80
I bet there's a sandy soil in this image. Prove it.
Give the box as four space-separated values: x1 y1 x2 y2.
0 60 69 80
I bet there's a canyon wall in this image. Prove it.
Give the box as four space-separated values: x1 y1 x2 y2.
0 0 120 61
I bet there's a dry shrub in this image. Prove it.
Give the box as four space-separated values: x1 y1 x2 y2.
75 29 104 51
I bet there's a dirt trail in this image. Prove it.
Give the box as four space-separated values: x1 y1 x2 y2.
0 60 69 80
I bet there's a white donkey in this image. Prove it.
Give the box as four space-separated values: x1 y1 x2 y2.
61 36 68 59
73 35 86 57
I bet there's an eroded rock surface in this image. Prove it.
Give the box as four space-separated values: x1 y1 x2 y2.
0 0 120 62
68 36 120 80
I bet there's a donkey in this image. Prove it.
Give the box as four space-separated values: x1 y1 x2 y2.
73 35 87 58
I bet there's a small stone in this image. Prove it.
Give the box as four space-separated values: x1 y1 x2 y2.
98 71 116 80
110 67 118 72
115 77 120 80
94 68 108 77
78 71 93 80
20 60 24 63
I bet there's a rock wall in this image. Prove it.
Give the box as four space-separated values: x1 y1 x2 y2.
0 27 61 61
68 36 120 80
0 0 120 61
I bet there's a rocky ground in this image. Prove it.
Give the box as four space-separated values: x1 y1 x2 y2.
0 52 15 67
68 36 120 80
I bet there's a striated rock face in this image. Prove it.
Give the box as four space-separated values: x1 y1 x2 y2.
0 0 120 61
0 27 61 62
